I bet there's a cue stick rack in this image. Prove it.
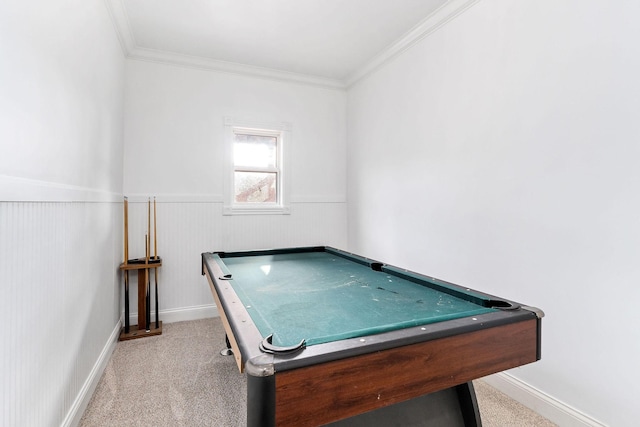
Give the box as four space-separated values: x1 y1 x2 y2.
118 196 163 341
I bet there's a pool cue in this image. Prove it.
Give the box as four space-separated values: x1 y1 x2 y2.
146 198 151 331
153 197 159 329
145 234 150 331
123 197 130 334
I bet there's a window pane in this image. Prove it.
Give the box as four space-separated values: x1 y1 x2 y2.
234 172 277 203
234 134 277 168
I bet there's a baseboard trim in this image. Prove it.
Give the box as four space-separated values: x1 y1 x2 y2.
482 372 607 427
127 304 218 326
63 320 122 427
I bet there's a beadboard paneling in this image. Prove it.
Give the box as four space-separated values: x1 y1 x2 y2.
0 201 121 427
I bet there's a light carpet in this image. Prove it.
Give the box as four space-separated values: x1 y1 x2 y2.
79 318 555 427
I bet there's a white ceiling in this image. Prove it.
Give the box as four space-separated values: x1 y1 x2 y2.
107 0 473 88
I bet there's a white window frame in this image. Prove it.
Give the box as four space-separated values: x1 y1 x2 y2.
223 117 291 215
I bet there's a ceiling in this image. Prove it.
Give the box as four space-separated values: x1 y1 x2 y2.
107 0 473 88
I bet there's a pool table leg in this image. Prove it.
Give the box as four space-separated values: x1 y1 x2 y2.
456 382 482 427
247 373 275 427
220 334 234 356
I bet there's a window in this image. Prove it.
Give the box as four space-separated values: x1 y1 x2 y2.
223 117 291 214
233 130 278 203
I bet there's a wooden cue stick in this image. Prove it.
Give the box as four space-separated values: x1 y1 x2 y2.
123 197 130 333
154 197 159 328
147 198 151 262
154 197 158 259
146 198 152 331
145 234 150 331
124 196 129 264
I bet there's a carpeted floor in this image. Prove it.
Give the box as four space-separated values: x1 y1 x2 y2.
79 318 556 426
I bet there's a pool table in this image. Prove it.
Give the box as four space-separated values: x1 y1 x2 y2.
201 246 543 427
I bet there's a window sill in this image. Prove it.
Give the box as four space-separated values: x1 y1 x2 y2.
223 205 291 216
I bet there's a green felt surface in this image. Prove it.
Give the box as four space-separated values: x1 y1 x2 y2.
222 251 496 347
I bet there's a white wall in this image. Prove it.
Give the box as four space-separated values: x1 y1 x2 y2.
0 1 124 193
347 1 640 426
123 60 348 320
0 1 125 426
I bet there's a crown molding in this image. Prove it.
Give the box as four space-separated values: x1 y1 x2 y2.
129 46 345 90
103 0 136 55
103 0 480 91
345 0 480 88
102 0 344 89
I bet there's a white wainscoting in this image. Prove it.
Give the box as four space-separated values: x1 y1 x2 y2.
0 201 122 427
